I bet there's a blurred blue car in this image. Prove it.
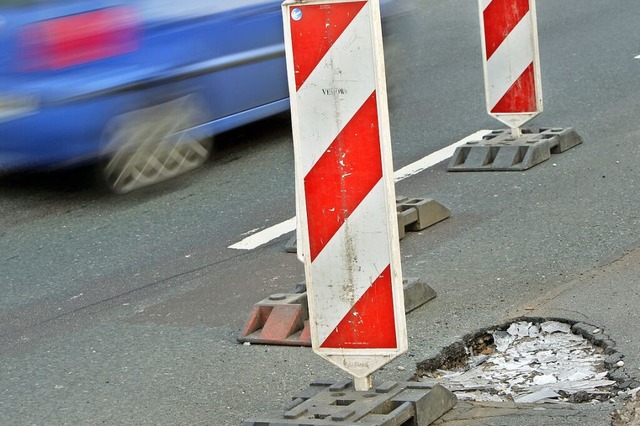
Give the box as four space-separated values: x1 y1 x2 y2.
0 0 408 193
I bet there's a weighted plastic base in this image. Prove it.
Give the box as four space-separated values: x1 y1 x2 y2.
238 279 436 346
242 380 457 426
448 127 582 172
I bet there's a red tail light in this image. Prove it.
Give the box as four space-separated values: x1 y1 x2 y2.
20 7 139 71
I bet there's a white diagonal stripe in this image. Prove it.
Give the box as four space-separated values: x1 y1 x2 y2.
485 11 535 109
480 0 492 11
308 179 391 344
295 3 375 176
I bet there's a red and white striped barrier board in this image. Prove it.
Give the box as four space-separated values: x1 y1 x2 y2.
283 0 407 390
479 0 543 129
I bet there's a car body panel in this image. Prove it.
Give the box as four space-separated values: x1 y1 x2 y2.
0 0 408 172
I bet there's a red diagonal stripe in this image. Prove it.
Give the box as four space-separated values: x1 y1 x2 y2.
290 2 367 90
483 0 530 59
491 62 536 113
304 92 381 262
320 265 397 349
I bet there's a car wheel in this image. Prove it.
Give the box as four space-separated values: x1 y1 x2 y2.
100 95 211 194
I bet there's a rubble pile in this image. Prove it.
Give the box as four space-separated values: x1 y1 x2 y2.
418 320 618 403
612 389 640 426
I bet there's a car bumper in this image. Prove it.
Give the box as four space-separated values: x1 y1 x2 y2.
0 94 121 171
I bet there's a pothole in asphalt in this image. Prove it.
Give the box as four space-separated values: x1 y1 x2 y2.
414 318 639 404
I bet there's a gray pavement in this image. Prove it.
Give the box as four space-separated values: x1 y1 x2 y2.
3 0 640 425
429 245 640 425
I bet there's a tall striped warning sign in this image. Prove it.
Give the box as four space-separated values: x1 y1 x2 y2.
479 0 543 130
282 0 407 390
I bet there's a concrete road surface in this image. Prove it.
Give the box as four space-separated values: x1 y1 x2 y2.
2 0 640 424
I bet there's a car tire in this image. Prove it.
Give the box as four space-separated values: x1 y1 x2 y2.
99 95 212 194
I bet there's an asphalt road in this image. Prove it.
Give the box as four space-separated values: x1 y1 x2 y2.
2 0 640 424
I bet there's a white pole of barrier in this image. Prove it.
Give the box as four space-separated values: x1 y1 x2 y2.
478 0 543 135
282 0 407 391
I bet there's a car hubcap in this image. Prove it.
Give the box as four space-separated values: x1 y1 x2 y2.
101 96 211 194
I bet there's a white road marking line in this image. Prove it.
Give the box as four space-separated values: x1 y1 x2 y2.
392 129 490 182
228 129 491 251
635 55 640 59
229 217 297 250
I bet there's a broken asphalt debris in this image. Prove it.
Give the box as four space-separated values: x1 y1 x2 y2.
414 318 638 405
611 387 640 426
